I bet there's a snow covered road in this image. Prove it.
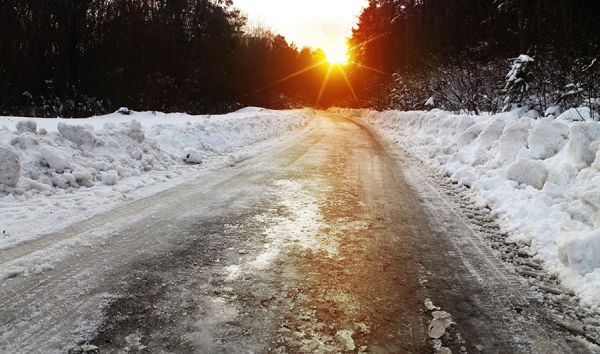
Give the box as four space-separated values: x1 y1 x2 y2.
1 112 598 353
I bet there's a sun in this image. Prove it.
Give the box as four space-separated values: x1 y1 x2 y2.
324 43 350 65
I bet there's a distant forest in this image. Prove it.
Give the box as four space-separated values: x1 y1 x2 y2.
0 0 338 116
1 0 599 117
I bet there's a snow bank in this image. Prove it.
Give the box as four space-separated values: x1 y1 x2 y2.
357 108 600 306
0 108 313 249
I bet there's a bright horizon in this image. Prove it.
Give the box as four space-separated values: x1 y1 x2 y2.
233 0 368 51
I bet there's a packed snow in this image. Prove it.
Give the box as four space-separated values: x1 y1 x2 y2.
355 107 600 306
0 108 313 250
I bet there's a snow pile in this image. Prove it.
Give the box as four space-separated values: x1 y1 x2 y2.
506 159 547 190
357 108 600 305
0 145 20 186
0 108 312 248
182 148 203 164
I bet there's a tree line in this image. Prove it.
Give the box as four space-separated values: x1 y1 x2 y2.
0 0 341 117
2 0 599 117
348 0 600 116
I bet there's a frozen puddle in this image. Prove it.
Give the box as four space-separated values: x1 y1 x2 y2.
250 179 333 271
183 296 240 352
219 177 334 284
208 177 347 350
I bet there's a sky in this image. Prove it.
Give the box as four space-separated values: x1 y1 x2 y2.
233 0 368 51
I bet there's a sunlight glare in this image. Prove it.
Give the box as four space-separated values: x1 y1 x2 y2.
324 43 350 65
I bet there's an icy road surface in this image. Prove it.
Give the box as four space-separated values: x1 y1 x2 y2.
0 112 597 353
